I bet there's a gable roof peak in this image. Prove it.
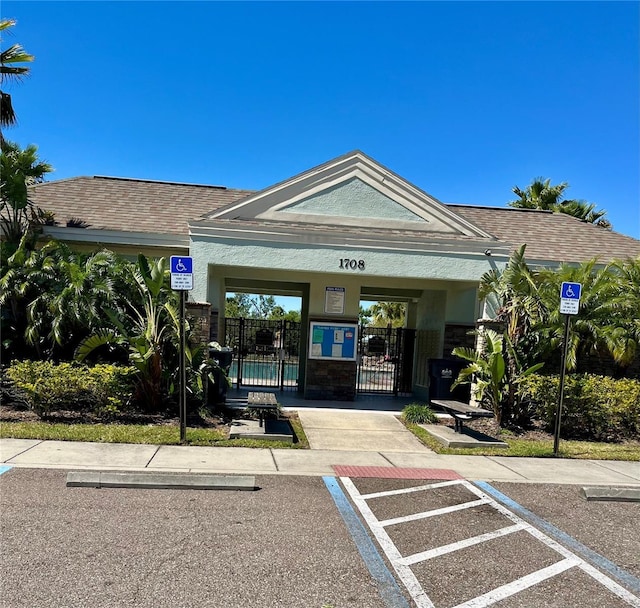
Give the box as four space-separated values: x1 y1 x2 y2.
197 150 494 239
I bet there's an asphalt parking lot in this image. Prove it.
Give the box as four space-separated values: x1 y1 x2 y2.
1 468 638 608
0 468 391 608
339 475 640 607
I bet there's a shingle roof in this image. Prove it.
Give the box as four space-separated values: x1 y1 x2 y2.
30 175 640 263
31 176 253 235
451 205 640 263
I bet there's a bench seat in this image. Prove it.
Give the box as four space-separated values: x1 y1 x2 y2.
247 392 279 427
430 399 493 433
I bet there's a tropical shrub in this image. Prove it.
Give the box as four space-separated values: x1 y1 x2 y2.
519 373 640 441
76 255 181 412
4 360 135 416
452 328 543 426
0 238 122 362
401 403 437 424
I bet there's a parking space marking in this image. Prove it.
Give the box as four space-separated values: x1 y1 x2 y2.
322 476 411 608
360 479 463 500
0 465 12 475
379 498 489 527
455 558 580 608
399 523 525 566
340 476 640 608
476 480 640 596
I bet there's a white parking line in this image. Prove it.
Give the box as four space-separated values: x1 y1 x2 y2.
360 479 463 500
341 477 437 608
379 498 489 527
340 477 640 608
399 523 525 566
454 558 581 608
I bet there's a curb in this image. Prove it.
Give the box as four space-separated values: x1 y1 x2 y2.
582 486 640 503
66 471 257 491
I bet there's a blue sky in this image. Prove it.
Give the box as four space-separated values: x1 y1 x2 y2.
3 1 639 240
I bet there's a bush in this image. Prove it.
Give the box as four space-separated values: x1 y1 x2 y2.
402 403 437 424
4 360 135 416
519 374 640 441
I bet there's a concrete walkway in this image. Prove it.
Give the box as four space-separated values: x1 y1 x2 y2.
1 436 639 486
296 408 431 452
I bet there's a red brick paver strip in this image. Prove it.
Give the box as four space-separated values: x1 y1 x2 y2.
332 465 462 480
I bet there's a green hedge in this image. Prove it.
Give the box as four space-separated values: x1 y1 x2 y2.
4 360 136 416
519 374 640 441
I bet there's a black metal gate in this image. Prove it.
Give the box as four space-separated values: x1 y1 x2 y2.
357 326 416 395
224 318 301 390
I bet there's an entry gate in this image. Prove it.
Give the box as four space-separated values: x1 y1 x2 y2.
224 318 301 390
357 326 415 395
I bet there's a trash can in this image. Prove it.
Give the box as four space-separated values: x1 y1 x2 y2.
208 347 234 405
428 358 470 402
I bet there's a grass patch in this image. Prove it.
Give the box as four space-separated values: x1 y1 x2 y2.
288 414 310 449
405 422 640 460
0 415 309 449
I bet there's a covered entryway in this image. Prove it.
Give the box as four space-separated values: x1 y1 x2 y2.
190 151 503 403
225 318 301 390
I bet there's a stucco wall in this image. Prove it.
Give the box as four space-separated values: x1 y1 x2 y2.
190 238 502 305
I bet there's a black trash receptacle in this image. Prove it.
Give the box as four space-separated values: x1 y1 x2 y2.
208 348 234 405
428 358 470 402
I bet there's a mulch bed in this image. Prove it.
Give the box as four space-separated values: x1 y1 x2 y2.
0 404 226 427
0 402 295 432
440 416 552 442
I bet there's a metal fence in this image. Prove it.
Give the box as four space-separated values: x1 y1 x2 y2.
357 326 416 395
224 319 415 395
224 318 301 390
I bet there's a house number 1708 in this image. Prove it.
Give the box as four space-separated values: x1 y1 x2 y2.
339 259 365 270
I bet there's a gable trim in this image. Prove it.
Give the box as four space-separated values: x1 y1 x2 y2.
202 151 494 239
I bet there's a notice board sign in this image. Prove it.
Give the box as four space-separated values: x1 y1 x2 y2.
309 322 358 361
324 286 345 314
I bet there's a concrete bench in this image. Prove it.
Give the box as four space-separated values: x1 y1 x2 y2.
247 392 279 427
431 399 494 433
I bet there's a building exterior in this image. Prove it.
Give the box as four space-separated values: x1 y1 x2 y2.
31 151 640 401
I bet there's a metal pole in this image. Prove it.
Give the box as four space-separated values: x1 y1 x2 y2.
553 314 571 455
179 290 187 444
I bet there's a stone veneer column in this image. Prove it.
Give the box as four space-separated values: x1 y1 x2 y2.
304 359 357 401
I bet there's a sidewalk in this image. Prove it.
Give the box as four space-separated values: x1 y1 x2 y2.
2 437 639 485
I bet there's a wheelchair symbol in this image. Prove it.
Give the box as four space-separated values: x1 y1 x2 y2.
175 259 187 272
565 285 575 297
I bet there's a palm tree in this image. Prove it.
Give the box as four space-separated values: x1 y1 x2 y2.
0 234 57 360
509 178 568 211
599 257 640 369
77 255 181 412
509 177 611 228
25 244 119 358
0 140 53 249
535 259 617 372
369 302 406 328
1 238 120 360
559 199 610 227
0 19 34 138
478 245 547 423
479 245 547 365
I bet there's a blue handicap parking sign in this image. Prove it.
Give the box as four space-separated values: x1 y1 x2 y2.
170 256 193 274
561 282 582 300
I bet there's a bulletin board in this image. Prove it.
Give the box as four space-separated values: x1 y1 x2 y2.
308 322 358 361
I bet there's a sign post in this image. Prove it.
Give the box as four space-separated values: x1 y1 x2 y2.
170 256 193 444
554 282 582 455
